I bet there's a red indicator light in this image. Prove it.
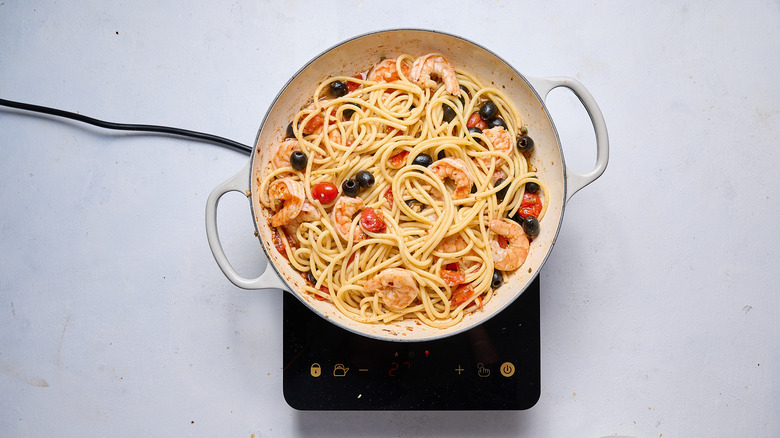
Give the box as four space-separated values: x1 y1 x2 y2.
425 350 430 357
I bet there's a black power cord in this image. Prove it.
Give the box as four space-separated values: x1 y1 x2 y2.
0 98 253 155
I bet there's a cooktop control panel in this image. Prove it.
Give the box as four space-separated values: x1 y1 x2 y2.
283 278 540 410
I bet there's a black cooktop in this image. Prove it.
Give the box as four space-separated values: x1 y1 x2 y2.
282 277 540 410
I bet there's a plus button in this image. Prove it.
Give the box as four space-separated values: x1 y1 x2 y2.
454 365 464 375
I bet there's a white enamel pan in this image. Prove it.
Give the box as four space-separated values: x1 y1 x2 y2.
206 29 608 342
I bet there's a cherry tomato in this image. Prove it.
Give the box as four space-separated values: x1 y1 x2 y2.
517 192 542 218
311 182 338 204
450 284 476 307
441 268 465 287
302 114 324 135
360 207 386 233
272 229 287 260
389 150 409 167
347 74 362 92
466 112 488 130
384 188 394 205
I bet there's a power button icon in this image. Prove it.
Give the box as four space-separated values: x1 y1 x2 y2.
500 362 515 377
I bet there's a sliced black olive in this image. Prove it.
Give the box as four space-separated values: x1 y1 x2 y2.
522 216 540 238
290 151 307 171
306 271 317 285
525 181 540 193
286 122 295 138
471 183 477 194
342 179 360 197
479 101 498 120
442 104 457 123
495 178 509 201
517 135 535 153
488 117 507 130
342 103 359 119
330 80 348 97
468 127 483 136
412 153 433 167
491 270 504 288
458 85 469 106
437 150 446 160
355 170 375 188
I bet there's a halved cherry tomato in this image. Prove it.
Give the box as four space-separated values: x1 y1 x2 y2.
302 114 325 135
347 74 362 92
450 284 476 307
384 188 394 205
360 207 386 233
441 268 466 287
389 150 409 167
517 192 542 218
466 113 488 130
311 182 339 204
272 229 287 259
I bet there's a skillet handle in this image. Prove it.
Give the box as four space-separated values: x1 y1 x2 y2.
205 160 289 291
527 76 609 202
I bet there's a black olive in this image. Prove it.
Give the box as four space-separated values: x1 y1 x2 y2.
355 170 375 188
342 179 360 197
437 150 446 160
522 216 540 238
471 183 477 194
525 181 540 193
458 85 469 106
342 103 359 119
495 178 509 201
491 270 504 288
330 81 348 97
468 127 483 136
488 117 507 129
286 122 295 138
306 271 316 285
290 151 307 171
412 153 433 167
517 135 535 153
479 101 498 120
442 104 457 123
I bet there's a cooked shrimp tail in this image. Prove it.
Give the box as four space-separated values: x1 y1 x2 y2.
268 178 305 227
430 157 474 200
488 219 529 271
410 53 460 96
364 268 419 311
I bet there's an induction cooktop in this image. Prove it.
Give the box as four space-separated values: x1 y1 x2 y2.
282 277 540 410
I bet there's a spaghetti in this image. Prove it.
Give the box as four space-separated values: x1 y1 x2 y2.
258 53 548 329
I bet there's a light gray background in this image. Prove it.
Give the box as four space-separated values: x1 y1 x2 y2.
1 1 778 437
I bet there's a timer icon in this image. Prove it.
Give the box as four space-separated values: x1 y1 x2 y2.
500 362 515 377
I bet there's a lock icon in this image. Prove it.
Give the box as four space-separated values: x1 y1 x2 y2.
333 363 349 377
310 363 321 377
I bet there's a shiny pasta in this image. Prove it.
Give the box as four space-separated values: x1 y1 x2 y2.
257 53 548 329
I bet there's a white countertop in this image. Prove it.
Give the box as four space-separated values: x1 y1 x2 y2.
1 1 778 436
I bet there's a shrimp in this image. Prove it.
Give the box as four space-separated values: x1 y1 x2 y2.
438 234 468 254
410 53 460 96
282 200 321 242
480 126 513 169
268 178 305 227
331 195 366 241
364 268 419 311
487 219 529 271
429 157 474 200
272 138 301 170
368 58 411 83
